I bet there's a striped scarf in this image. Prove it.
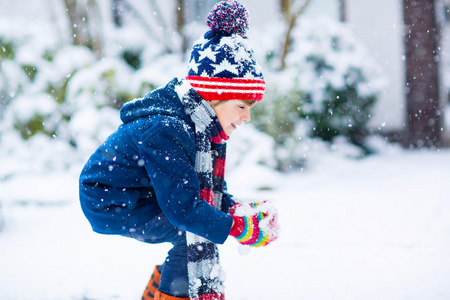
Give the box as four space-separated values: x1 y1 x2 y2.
175 79 228 300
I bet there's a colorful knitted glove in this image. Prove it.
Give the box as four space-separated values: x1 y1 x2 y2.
230 214 269 247
229 201 279 247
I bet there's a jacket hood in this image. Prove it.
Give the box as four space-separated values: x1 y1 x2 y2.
120 78 190 124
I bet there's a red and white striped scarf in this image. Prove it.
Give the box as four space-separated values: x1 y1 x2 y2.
175 79 228 300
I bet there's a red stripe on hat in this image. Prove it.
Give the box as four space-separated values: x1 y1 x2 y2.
187 75 265 101
187 76 265 92
188 80 265 90
187 75 265 85
198 91 264 101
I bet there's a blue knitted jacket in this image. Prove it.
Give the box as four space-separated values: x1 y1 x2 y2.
79 79 235 244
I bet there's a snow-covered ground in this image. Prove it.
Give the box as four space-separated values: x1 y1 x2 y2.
1 136 449 300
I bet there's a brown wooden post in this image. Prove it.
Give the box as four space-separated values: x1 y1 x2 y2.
403 0 443 148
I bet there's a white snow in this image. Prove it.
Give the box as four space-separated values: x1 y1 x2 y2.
1 138 450 300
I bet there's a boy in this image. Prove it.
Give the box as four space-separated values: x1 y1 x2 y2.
79 1 279 299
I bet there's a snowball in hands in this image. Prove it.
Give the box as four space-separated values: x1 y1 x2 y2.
230 200 280 248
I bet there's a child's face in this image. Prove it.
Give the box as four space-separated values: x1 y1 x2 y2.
209 100 252 136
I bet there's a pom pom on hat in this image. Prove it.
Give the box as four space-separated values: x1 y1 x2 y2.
186 0 265 102
206 0 249 36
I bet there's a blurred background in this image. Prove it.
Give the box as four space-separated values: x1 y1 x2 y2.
0 0 449 165
0 0 450 299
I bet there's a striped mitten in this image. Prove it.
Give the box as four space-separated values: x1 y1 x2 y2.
229 201 279 247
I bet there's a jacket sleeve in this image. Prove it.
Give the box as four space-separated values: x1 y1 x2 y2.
221 180 237 213
139 116 233 244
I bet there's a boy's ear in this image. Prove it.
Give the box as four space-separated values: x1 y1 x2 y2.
208 100 221 107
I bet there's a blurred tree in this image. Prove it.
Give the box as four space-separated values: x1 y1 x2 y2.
64 0 103 58
403 0 443 148
176 0 188 53
339 0 346 22
110 0 190 54
279 0 312 70
112 0 124 27
65 0 191 56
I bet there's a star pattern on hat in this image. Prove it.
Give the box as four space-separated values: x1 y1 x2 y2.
242 71 257 79
219 36 238 49
233 47 253 65
212 57 239 76
188 58 201 74
198 47 219 63
187 28 264 80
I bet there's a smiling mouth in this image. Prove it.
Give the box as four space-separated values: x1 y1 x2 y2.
231 123 237 129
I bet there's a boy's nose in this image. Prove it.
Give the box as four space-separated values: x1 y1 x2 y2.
241 109 251 122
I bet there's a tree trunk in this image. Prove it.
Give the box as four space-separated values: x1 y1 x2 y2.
90 0 103 58
64 0 102 56
64 0 84 46
280 0 291 22
176 0 188 53
112 0 123 27
279 0 312 70
339 0 346 22
403 0 443 148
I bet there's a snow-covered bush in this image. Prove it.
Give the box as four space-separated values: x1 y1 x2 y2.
0 12 189 176
0 29 134 175
8 93 58 139
250 16 385 169
0 25 160 139
288 17 385 145
1 7 387 175
1 45 94 140
250 69 307 169
0 37 31 113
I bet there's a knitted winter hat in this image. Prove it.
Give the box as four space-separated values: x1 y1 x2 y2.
186 0 265 101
